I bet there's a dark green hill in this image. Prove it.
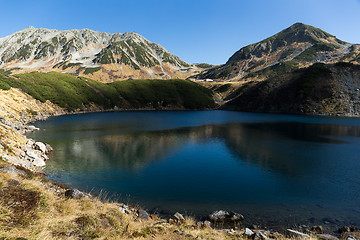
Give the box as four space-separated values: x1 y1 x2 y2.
222 62 360 116
0 71 215 111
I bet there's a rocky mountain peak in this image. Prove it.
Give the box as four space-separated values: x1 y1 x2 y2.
0 27 197 82
196 23 357 81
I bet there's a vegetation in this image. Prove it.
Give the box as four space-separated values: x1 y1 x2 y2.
295 43 338 62
0 72 214 111
245 61 299 79
84 67 101 74
297 63 332 97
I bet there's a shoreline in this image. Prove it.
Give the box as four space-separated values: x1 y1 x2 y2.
1 92 359 238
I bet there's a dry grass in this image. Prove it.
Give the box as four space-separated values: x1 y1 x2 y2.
0 161 240 240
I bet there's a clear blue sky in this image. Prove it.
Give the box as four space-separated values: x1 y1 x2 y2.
1 0 360 65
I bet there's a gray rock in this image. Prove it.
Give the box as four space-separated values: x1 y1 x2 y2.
0 166 26 176
65 188 90 199
244 228 254 236
316 234 339 240
346 236 357 240
254 232 268 240
208 210 244 223
32 157 46 167
34 142 46 153
45 143 53 153
26 149 37 159
26 125 39 132
203 220 211 229
173 212 185 223
287 229 310 238
174 230 185 235
137 208 149 220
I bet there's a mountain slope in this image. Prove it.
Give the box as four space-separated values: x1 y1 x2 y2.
222 62 360 116
0 27 199 82
194 23 360 81
0 71 214 111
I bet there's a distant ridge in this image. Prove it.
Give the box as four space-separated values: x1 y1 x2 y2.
193 23 360 81
0 27 200 82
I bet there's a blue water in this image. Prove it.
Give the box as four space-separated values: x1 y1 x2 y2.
27 111 360 229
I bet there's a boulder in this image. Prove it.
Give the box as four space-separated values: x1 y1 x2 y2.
346 236 357 240
65 188 90 199
34 142 46 153
169 212 186 225
244 228 254 237
316 234 339 240
286 229 310 238
203 220 211 229
32 157 46 167
26 125 39 132
26 149 37 159
254 232 268 240
0 166 26 176
208 210 244 223
45 143 53 153
173 212 185 224
137 208 149 220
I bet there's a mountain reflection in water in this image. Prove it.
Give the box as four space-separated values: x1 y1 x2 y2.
46 121 359 176
27 111 360 230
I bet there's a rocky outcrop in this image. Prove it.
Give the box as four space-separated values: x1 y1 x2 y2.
208 210 244 223
65 188 91 199
0 88 65 170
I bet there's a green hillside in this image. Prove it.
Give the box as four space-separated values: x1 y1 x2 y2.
0 71 215 111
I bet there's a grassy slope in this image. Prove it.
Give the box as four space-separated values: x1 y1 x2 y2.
0 72 215 111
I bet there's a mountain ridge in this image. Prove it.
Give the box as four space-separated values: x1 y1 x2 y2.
194 23 359 81
0 27 199 82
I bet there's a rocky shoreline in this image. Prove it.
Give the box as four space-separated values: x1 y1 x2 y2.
1 89 360 239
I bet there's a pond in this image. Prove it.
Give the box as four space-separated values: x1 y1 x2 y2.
27 111 360 230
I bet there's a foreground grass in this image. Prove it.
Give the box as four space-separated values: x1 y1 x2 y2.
0 72 215 111
0 158 244 240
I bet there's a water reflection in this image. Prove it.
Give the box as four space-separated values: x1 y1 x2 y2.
47 121 360 176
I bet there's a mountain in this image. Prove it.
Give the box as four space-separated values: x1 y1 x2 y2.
0 27 200 82
194 23 360 81
222 62 360 116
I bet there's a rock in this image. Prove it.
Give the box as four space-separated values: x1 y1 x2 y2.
316 234 339 240
137 208 149 220
32 157 46 167
26 125 39 132
169 212 186 225
254 232 268 240
203 220 211 229
0 166 26 176
244 228 254 237
208 210 244 223
286 229 310 238
346 236 357 240
65 188 90 199
197 221 211 229
34 142 46 153
26 149 37 159
311 226 324 234
173 212 185 224
174 230 186 235
45 143 53 153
